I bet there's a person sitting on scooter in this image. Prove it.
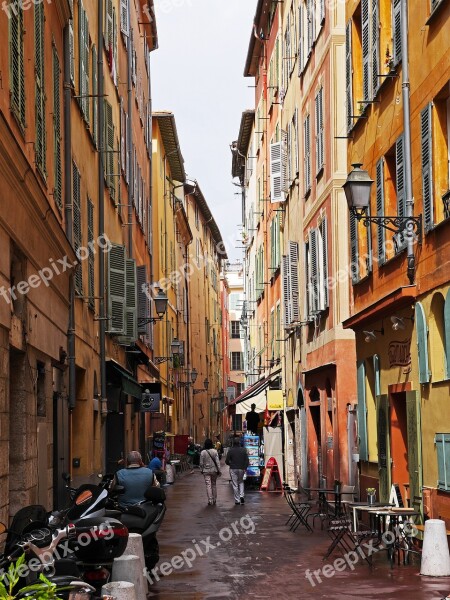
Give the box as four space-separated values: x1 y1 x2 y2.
115 451 159 506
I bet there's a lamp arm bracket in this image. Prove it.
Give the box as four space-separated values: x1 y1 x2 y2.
353 210 422 241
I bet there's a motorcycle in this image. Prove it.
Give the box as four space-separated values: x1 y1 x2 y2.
102 476 167 572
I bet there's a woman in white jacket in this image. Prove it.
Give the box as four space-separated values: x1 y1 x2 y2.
199 438 221 505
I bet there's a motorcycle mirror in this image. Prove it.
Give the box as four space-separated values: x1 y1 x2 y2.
0 522 6 535
75 490 93 505
97 473 103 479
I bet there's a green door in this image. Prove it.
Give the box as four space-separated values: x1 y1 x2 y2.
377 394 391 502
406 391 423 514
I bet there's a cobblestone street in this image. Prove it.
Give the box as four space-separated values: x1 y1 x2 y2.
148 468 450 600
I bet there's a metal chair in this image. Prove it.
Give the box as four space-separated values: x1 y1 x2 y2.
283 486 313 533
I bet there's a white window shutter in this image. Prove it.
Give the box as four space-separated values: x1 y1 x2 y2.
270 142 283 202
345 20 353 132
421 103 434 233
310 229 319 313
320 218 329 309
372 0 379 97
120 0 129 36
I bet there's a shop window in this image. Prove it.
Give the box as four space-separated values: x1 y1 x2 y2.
430 293 446 382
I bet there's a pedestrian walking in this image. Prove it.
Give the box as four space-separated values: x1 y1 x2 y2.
225 437 249 505
199 438 221 506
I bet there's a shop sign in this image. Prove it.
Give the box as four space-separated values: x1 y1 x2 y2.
388 339 411 368
267 389 283 410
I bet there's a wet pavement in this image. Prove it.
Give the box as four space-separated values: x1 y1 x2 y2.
147 466 450 599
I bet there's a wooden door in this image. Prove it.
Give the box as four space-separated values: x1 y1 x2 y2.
377 394 391 502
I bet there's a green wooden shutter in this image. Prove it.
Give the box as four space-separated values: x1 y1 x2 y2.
395 134 406 250
350 211 359 283
35 1 46 176
406 391 422 511
104 100 115 200
320 217 328 308
357 361 368 461
87 198 94 309
361 0 370 101
366 202 373 275
72 163 83 295
393 0 402 66
372 0 379 96
377 394 391 502
122 259 137 343
315 87 324 172
421 103 434 233
376 158 386 264
435 434 450 491
415 302 430 384
108 244 126 334
345 21 353 132
310 229 318 313
289 241 299 322
373 354 380 396
53 47 62 210
10 5 25 127
444 290 450 379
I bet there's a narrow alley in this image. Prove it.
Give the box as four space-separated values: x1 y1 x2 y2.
147 468 450 600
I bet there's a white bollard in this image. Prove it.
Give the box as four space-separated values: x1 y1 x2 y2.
101 581 136 600
124 533 148 595
112 555 147 599
166 463 175 484
420 519 450 576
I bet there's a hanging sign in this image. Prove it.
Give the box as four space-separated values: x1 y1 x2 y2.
267 390 283 410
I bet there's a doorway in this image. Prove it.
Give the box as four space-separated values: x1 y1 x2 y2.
390 392 409 499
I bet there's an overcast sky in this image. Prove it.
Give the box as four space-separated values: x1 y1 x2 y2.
152 0 256 263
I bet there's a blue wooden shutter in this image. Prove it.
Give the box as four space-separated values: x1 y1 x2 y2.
346 21 353 132
372 0 379 96
376 158 386 264
393 0 402 66
357 361 368 461
350 212 359 283
421 103 434 233
415 302 430 384
361 0 370 101
123 259 137 342
435 434 450 491
444 290 450 379
373 354 381 396
395 135 406 251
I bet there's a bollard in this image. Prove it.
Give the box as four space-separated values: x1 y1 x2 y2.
166 462 175 484
124 533 148 595
101 581 136 600
112 554 147 599
420 519 450 577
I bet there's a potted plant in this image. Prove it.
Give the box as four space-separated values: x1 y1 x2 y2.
367 487 376 505
0 555 65 599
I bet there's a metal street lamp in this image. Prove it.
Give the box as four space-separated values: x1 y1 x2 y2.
138 287 168 326
343 163 422 243
193 377 209 395
170 337 182 356
191 368 198 384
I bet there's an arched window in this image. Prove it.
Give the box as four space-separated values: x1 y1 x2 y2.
429 293 446 381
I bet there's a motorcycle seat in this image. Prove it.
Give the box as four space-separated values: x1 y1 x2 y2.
120 503 159 532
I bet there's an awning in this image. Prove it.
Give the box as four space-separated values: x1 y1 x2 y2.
228 368 282 415
106 360 143 399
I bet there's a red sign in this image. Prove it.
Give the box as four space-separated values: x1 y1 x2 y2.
260 457 282 491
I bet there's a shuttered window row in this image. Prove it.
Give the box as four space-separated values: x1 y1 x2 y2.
104 99 116 201
107 243 139 344
315 87 324 173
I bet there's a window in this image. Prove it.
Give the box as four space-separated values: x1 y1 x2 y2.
282 241 299 326
315 87 324 174
229 293 241 311
305 218 329 318
53 47 62 210
35 2 46 177
270 139 286 202
415 302 430 384
230 321 241 339
92 46 98 148
104 100 116 201
194 203 199 229
72 163 83 295
231 352 243 371
270 215 281 272
79 0 90 123
10 4 25 128
304 114 311 194
107 244 137 342
435 434 450 491
120 0 129 37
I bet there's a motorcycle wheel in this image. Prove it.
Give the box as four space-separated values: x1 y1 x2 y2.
145 537 159 571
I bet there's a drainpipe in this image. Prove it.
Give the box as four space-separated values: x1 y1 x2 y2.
401 0 415 285
98 0 107 470
63 24 76 412
127 21 133 257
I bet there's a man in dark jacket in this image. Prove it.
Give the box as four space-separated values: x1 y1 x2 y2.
225 437 249 505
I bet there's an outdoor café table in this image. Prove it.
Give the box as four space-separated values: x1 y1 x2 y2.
304 487 343 521
347 502 394 532
364 507 421 567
